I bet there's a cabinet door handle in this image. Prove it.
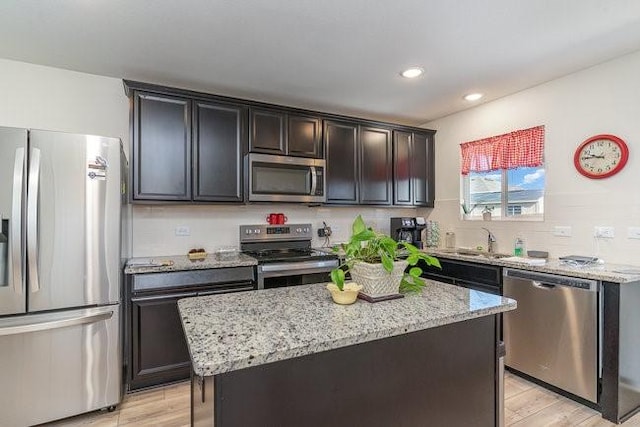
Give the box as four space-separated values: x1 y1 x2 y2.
131 292 197 302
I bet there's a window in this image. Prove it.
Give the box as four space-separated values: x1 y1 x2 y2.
507 205 522 216
460 126 545 221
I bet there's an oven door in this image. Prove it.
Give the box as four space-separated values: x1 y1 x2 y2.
258 259 338 289
248 153 325 203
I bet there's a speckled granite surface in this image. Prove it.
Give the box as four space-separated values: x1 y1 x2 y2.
124 253 257 274
178 280 515 377
424 249 640 283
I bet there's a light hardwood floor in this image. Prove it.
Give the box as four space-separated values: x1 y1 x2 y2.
43 372 640 426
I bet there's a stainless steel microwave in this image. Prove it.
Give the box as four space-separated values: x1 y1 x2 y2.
247 153 326 203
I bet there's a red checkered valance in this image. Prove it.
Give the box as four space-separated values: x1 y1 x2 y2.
460 125 545 175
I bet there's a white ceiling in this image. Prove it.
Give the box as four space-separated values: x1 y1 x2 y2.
1 1 640 125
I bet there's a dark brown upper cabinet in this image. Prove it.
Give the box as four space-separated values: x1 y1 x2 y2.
288 115 322 158
324 122 392 205
250 109 286 155
250 108 322 158
130 88 247 203
125 80 435 206
132 92 191 201
359 126 392 205
193 101 247 202
324 120 359 204
393 130 435 207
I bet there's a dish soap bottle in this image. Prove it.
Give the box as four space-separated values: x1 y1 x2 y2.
514 237 524 257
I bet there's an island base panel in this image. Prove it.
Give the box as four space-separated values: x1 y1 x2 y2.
192 315 499 427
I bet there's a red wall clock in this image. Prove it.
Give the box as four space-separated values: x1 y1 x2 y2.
574 134 629 179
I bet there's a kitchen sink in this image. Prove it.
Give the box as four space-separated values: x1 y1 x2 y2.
485 253 512 259
441 249 511 259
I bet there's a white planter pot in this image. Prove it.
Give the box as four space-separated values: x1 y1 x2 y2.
350 260 408 298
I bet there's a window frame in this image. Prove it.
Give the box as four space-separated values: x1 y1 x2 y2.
461 167 544 222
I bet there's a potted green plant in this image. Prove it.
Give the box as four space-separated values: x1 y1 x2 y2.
329 215 441 299
482 206 494 221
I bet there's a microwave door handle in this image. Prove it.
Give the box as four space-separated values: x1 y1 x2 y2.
310 166 317 196
11 147 25 294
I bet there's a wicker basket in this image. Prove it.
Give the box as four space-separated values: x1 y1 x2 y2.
350 260 408 298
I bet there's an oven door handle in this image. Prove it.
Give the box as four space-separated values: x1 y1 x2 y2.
260 260 338 273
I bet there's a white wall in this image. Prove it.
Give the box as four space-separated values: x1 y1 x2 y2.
424 49 640 265
0 59 421 257
0 58 129 147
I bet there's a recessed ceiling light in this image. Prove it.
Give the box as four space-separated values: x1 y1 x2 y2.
464 93 483 101
400 67 424 78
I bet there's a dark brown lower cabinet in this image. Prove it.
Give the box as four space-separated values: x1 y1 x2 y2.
419 257 502 295
130 293 193 390
126 268 256 391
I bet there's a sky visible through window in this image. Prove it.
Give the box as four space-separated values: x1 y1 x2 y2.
508 167 545 191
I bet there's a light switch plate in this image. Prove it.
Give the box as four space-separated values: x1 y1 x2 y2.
553 226 572 237
594 226 615 238
175 225 191 236
627 227 640 239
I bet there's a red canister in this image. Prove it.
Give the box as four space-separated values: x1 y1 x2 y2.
276 213 288 224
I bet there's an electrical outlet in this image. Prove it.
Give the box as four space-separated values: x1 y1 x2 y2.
553 226 572 237
318 223 332 237
594 226 615 238
628 227 640 239
175 225 191 236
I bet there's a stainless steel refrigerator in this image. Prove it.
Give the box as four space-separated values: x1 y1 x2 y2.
0 127 123 426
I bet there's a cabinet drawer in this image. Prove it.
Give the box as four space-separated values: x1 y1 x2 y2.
420 258 501 287
133 267 255 292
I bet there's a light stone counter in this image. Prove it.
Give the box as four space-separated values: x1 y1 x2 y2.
178 280 516 377
423 249 640 283
124 253 257 274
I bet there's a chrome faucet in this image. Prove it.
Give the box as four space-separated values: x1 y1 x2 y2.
481 227 497 253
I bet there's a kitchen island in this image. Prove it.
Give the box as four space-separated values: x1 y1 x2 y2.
178 280 516 427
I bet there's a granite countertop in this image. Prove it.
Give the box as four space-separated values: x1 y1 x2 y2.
178 280 516 377
124 253 258 274
424 249 640 283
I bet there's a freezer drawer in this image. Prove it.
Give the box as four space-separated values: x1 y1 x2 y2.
0 304 121 426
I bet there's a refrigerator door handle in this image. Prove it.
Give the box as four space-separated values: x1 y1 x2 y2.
11 147 25 294
27 147 41 293
0 309 114 336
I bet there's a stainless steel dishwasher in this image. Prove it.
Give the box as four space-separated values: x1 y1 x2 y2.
503 268 600 403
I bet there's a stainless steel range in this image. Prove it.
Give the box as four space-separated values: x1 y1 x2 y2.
240 224 338 289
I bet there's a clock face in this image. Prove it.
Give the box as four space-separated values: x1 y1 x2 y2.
574 134 629 179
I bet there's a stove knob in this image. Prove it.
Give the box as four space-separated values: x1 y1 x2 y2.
246 229 253 234
296 228 302 233
255 229 261 234
303 227 310 233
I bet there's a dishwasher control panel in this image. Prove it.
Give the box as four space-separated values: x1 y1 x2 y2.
504 268 599 291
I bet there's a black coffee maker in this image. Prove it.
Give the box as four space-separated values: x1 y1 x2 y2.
390 217 426 249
